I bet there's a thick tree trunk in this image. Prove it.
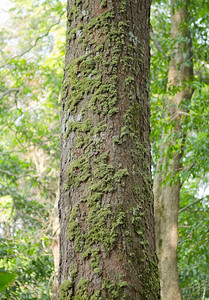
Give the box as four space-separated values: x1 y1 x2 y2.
153 1 193 299
58 0 160 299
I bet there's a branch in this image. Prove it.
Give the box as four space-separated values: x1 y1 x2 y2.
169 110 191 123
179 196 207 214
0 88 19 100
0 11 65 69
0 168 39 179
0 168 18 177
202 287 206 300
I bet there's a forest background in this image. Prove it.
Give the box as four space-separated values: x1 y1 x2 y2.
0 0 208 299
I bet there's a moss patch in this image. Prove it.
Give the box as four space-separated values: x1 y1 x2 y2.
60 0 158 297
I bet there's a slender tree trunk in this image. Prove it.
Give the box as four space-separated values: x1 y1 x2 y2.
153 1 193 299
58 0 160 299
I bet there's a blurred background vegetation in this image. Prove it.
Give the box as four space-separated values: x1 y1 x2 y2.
0 0 208 299
0 0 65 298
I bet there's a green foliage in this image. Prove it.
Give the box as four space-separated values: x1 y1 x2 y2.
0 271 16 292
151 0 209 298
0 236 53 299
0 0 66 298
178 184 209 299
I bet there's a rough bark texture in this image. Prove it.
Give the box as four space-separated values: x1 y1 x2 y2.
58 0 160 299
153 1 193 299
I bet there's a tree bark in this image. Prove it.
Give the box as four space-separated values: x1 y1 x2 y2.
153 1 193 299
58 0 160 299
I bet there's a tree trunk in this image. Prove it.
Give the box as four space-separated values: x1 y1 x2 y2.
58 0 160 299
153 1 193 299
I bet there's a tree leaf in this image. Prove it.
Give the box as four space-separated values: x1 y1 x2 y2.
0 271 16 292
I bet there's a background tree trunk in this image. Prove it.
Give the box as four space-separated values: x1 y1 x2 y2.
153 1 193 299
58 0 160 299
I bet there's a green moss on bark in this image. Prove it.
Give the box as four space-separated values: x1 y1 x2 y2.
59 0 159 297
59 280 73 300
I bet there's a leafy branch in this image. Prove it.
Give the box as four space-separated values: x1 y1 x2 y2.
179 196 208 214
0 88 19 100
0 11 66 69
0 168 38 179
